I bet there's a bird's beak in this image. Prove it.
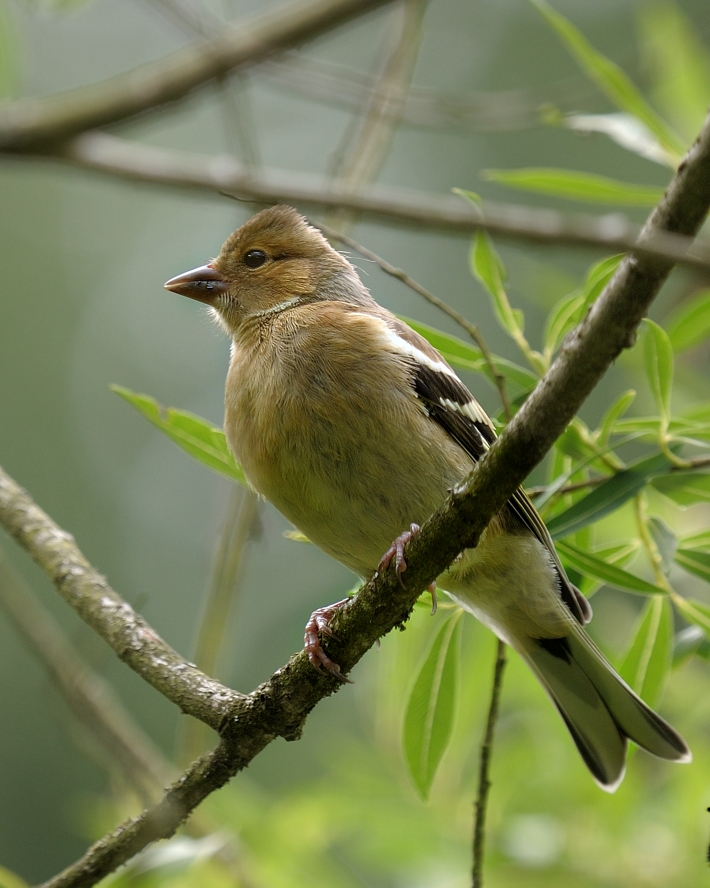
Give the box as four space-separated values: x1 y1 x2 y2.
164 264 228 305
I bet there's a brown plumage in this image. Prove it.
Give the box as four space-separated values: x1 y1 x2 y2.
165 205 690 790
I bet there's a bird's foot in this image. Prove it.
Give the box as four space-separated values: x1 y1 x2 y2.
304 597 352 683
378 523 420 588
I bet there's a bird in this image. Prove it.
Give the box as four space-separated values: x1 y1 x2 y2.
165 204 690 791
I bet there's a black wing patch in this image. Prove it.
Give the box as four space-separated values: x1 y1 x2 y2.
411 361 591 628
412 363 495 461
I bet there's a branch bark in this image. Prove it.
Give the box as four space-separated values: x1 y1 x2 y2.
2 107 707 888
0 469 246 729
0 0 395 152
28 132 710 272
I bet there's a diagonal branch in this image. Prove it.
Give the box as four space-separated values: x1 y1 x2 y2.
0 469 246 730
0 0 395 152
38 132 710 272
5 107 710 888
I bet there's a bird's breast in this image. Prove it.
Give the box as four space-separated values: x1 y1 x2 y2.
223 319 472 576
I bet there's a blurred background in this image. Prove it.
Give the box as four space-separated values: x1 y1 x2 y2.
1 0 710 885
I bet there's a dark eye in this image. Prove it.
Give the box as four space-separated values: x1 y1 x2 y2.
244 249 267 269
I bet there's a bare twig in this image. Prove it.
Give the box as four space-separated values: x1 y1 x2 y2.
178 487 260 765
472 639 506 888
0 0 396 152
326 0 427 231
4 107 709 888
36 133 710 272
258 53 598 132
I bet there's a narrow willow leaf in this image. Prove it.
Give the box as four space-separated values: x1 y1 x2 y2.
619 596 672 706
543 292 585 357
482 168 663 206
112 386 248 486
672 626 707 667
642 319 673 427
576 254 624 315
666 289 710 353
529 0 685 158
647 517 677 575
556 541 666 595
0 865 31 888
470 232 519 336
597 389 636 446
676 598 710 635
638 3 710 142
403 612 462 799
651 472 710 506
547 452 673 539
675 549 710 584
679 529 710 550
565 113 673 166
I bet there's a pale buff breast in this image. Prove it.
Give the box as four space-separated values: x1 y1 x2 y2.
224 307 473 578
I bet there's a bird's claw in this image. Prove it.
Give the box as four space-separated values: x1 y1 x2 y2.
304 598 352 683
378 523 420 588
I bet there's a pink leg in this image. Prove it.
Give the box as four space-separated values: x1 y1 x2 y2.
378 523 420 588
304 597 352 683
379 525 438 613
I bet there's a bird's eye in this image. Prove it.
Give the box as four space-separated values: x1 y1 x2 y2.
244 249 268 269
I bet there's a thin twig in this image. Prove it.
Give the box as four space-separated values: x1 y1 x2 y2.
472 638 506 888
43 133 710 273
313 218 512 417
178 487 260 765
325 0 427 232
0 0 396 152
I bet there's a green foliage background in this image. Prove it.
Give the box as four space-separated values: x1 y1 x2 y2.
1 0 710 886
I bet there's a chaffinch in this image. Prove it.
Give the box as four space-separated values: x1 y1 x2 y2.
165 204 690 790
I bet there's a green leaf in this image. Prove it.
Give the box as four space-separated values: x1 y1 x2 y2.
403 612 462 799
597 389 636 446
676 597 710 635
400 317 537 392
638 3 710 141
482 168 664 206
111 386 248 486
470 232 519 337
651 472 710 506
642 319 673 428
672 625 705 667
0 865 31 888
666 289 710 353
576 254 624 315
564 112 673 166
547 452 673 539
556 541 666 595
529 0 685 159
679 528 710 550
675 548 710 584
647 517 677 575
543 292 585 357
619 596 672 707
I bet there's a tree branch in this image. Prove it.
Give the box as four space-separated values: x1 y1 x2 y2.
29 132 710 272
4 107 708 888
0 469 246 729
0 0 395 152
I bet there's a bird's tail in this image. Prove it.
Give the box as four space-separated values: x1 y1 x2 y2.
519 628 691 792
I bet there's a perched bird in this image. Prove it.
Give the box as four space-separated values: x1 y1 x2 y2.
165 205 690 790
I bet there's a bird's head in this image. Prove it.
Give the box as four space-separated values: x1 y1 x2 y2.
164 205 369 336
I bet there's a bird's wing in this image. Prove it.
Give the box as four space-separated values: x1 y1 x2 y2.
384 316 590 626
